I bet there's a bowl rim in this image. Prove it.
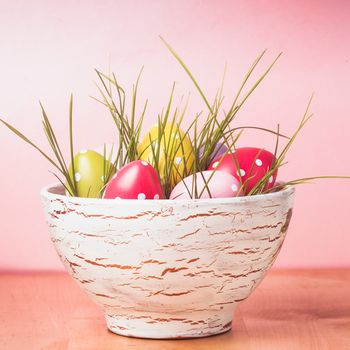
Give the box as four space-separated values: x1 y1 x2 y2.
41 182 295 206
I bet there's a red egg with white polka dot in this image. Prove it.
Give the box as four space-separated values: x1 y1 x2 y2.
208 147 277 194
103 160 164 200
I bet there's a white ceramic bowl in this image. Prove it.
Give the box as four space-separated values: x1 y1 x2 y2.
41 184 294 339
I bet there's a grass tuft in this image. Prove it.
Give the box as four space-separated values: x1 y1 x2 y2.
1 40 349 199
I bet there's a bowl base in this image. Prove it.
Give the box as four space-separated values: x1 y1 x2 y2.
105 313 233 339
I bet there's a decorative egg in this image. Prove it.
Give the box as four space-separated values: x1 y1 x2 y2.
67 149 115 198
138 123 194 186
208 147 277 194
103 160 164 200
169 170 241 199
199 141 228 163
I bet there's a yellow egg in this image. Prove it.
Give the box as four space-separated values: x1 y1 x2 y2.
66 149 115 198
138 123 194 186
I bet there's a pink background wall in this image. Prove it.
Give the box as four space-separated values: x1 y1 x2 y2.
0 0 349 271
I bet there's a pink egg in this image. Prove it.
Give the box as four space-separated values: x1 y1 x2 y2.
170 170 241 199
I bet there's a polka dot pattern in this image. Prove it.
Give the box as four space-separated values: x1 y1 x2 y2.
231 184 238 192
208 147 278 195
237 169 246 177
102 160 164 200
175 157 182 165
75 172 81 182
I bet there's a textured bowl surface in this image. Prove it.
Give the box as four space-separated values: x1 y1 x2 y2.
41 184 294 339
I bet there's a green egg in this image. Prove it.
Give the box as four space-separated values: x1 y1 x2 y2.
66 149 115 198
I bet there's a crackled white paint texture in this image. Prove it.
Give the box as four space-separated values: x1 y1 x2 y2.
41 184 294 339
